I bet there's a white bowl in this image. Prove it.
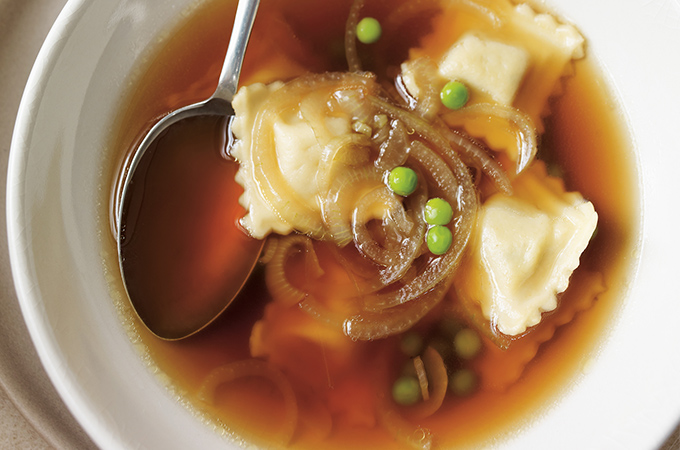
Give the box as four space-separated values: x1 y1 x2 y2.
7 0 680 449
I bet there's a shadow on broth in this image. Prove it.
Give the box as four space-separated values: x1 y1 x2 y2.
107 0 639 448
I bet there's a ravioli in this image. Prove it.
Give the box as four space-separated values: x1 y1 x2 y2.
231 81 357 238
455 162 598 336
404 0 585 166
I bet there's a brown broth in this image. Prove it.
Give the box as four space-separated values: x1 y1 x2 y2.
118 114 264 339
107 0 640 448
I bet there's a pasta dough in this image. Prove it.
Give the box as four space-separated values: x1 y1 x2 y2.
455 163 597 336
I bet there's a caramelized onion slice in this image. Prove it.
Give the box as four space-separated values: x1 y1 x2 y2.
265 235 323 307
413 355 430 401
299 295 346 330
356 180 428 287
375 119 411 171
442 128 513 195
352 186 414 265
345 0 365 72
406 57 443 121
323 165 383 247
405 347 448 419
198 359 298 445
333 89 375 124
363 137 475 311
344 282 446 341
396 65 512 194
318 133 372 190
452 102 538 173
259 237 278 264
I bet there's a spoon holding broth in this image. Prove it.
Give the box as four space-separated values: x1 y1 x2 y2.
116 0 262 340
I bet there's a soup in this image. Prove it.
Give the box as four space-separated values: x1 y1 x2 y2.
108 0 639 448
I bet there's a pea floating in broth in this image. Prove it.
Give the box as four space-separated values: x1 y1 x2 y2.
109 0 639 448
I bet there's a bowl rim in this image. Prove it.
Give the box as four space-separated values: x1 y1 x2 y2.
7 0 118 447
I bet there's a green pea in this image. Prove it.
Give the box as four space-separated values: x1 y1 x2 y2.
454 328 482 360
449 369 478 396
388 166 418 196
440 81 469 110
426 225 452 255
399 332 424 357
424 198 454 225
392 376 421 405
356 17 382 44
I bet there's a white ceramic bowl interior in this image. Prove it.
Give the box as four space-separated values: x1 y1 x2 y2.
7 0 680 449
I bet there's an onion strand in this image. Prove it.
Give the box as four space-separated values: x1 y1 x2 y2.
198 360 299 445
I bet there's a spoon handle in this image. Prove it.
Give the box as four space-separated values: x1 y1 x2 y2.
213 0 261 102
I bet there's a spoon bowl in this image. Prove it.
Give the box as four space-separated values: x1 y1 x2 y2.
116 0 261 340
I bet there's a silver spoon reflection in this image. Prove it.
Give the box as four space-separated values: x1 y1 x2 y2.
116 0 262 340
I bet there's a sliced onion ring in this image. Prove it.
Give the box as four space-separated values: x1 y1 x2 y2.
344 282 447 341
449 102 537 174
265 235 323 307
405 346 448 419
198 359 298 445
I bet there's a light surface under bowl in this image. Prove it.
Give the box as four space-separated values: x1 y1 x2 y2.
7 0 680 449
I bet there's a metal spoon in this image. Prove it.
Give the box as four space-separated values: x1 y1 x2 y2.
116 0 262 340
